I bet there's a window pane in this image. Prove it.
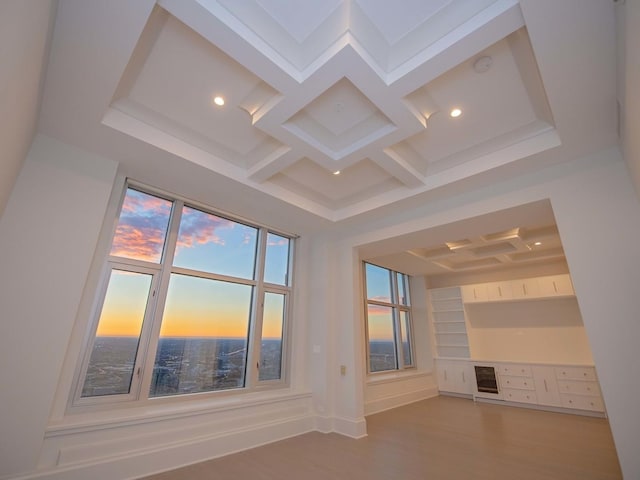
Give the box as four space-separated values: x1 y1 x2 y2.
259 292 285 381
400 310 413 366
367 305 397 372
397 273 409 305
110 188 172 263
365 263 391 303
82 270 151 397
264 233 290 285
173 206 258 279
150 274 252 397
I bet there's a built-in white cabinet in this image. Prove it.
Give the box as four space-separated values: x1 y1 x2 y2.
539 274 574 297
496 363 537 405
461 274 574 304
531 365 562 407
511 278 541 300
436 359 473 396
555 366 603 412
429 287 470 359
487 281 512 301
489 361 604 415
460 284 487 303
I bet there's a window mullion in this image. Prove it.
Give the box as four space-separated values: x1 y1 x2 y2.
246 228 268 388
391 272 405 369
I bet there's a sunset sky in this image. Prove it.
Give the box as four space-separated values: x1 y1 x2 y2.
96 188 288 339
366 263 396 341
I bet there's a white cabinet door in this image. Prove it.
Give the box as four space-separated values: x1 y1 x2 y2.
487 281 512 301
437 360 472 395
539 274 574 297
532 365 562 407
461 284 488 303
511 278 541 300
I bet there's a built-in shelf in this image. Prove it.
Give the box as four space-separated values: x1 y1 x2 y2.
430 286 470 359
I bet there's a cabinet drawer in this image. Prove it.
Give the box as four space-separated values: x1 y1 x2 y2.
557 380 601 396
497 364 532 377
556 366 597 381
560 393 604 412
500 375 534 390
503 388 537 404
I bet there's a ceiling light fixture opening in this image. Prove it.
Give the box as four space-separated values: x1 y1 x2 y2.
333 170 341 175
213 96 225 106
450 108 462 118
534 241 542 246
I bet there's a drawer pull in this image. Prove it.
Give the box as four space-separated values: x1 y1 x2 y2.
524 381 528 386
462 372 465 382
553 281 558 293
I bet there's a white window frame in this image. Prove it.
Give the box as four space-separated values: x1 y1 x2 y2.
71 181 294 408
364 262 415 374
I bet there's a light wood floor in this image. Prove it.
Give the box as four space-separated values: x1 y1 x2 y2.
140 396 622 480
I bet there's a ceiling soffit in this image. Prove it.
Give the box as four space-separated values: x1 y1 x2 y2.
102 0 561 221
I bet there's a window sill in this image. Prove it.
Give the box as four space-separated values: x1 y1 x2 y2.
47 388 312 437
366 369 431 386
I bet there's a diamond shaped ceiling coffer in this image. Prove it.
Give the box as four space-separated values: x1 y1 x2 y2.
283 78 396 160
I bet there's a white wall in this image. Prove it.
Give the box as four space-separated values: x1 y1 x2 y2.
465 298 593 364
0 135 118 478
0 136 318 480
331 147 640 479
0 1 55 219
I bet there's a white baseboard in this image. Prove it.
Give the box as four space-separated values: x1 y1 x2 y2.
312 414 367 438
364 386 439 416
332 415 367 439
8 415 315 480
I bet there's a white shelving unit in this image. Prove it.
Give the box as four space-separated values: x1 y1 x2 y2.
429 286 470 359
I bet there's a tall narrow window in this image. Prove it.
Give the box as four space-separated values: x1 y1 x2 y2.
81 270 152 397
364 263 415 373
75 184 294 406
259 292 285 381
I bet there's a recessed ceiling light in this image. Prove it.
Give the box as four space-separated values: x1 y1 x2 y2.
213 96 225 106
450 108 462 118
333 170 341 175
534 241 542 246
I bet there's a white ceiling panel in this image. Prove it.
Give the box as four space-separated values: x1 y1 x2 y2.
39 0 618 224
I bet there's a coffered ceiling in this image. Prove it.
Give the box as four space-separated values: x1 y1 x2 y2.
39 0 617 226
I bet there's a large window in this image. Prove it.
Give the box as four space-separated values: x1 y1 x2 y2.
364 263 414 373
76 185 293 405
